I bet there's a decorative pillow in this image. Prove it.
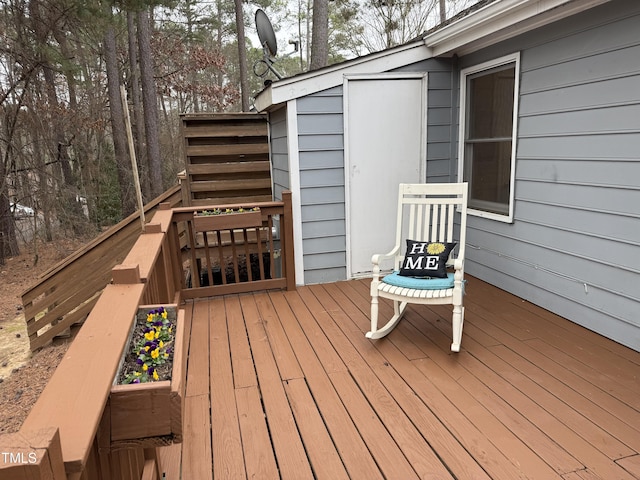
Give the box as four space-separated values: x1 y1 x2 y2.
398 240 456 278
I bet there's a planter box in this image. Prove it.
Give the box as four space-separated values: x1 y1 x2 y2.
109 304 187 444
193 208 262 232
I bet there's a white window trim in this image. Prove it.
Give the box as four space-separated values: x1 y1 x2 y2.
457 52 520 223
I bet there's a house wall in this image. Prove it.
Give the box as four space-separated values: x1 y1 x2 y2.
288 60 455 284
269 106 289 200
457 0 640 350
395 58 455 183
295 86 347 284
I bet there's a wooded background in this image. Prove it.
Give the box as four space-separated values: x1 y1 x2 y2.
0 0 475 264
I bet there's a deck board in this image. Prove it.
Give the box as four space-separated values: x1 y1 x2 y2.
209 296 245 479
407 310 637 479
182 394 212 480
253 293 304 381
338 280 543 480
238 295 313 480
226 296 257 389
283 377 350 480
617 455 640 477
170 276 640 479
235 385 280 478
274 291 384 479
185 300 210 397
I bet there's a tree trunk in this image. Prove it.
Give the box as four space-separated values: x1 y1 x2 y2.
310 0 329 70
54 24 92 225
127 11 150 201
439 0 446 23
0 155 19 263
104 24 136 216
137 9 163 198
234 0 249 111
31 128 53 242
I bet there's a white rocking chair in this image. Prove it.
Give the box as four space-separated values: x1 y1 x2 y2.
368 183 469 352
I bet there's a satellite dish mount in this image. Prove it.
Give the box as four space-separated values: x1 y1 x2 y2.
254 9 283 80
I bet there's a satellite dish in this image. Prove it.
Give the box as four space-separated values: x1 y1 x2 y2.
254 9 283 81
256 9 277 58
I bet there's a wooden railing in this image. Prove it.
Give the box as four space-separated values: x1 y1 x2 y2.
22 185 182 352
171 190 295 299
0 193 295 479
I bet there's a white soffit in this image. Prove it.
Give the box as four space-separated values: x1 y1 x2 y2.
424 0 613 57
254 41 432 111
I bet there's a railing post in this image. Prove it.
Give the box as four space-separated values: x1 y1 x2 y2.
111 264 142 285
281 191 296 290
168 218 185 303
0 428 66 479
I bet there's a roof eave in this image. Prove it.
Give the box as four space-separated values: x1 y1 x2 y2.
423 0 613 57
254 40 431 111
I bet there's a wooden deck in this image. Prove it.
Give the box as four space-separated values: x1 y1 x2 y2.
159 276 640 480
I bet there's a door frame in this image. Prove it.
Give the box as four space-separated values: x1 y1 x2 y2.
343 72 428 278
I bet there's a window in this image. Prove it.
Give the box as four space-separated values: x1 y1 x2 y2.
458 53 520 222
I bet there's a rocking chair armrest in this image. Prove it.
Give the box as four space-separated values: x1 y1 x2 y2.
371 246 400 267
371 246 400 281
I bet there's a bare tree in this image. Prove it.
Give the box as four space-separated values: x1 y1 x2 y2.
127 11 150 200
137 8 163 198
0 156 19 263
359 0 438 52
104 23 136 216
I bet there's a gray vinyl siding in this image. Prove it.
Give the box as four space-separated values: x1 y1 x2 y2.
396 58 455 182
458 0 640 350
269 106 289 201
295 64 456 283
296 86 347 284
294 63 455 284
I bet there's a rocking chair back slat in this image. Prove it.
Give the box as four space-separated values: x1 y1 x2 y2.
423 204 431 242
415 204 423 243
446 204 455 243
408 203 417 242
435 205 442 242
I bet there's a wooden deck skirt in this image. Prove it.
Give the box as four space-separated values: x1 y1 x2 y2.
158 276 640 480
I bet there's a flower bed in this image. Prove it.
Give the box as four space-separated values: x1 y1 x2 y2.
118 306 174 384
193 206 262 232
110 304 187 444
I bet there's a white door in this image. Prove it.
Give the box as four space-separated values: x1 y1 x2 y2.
345 74 427 277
